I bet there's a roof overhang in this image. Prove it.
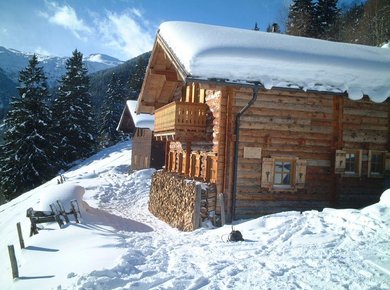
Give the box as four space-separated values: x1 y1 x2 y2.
136 34 187 114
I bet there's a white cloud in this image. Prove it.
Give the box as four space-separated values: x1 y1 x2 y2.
97 10 154 60
41 1 92 40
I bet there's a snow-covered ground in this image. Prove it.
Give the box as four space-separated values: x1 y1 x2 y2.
1 141 389 290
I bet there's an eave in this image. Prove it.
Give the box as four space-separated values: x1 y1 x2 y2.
136 33 188 114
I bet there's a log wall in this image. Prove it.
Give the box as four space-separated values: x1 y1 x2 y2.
335 97 389 208
132 129 153 170
231 89 388 219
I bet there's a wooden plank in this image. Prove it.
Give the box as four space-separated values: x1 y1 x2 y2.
16 222 25 249
8 245 19 279
343 107 388 118
192 185 202 230
343 130 387 144
240 122 333 134
218 193 226 226
235 99 334 114
240 115 312 126
242 106 334 121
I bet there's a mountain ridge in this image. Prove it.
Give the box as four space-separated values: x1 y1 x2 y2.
0 46 124 86
0 46 132 120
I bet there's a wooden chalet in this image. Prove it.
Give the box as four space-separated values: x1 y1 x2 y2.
117 100 164 170
136 21 390 221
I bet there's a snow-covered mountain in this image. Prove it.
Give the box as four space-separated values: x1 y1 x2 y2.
0 46 124 87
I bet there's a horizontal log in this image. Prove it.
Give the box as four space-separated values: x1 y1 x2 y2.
237 106 334 121
240 115 312 126
240 122 333 134
239 129 333 141
343 130 387 144
234 94 334 108
343 107 388 118
343 99 388 111
235 99 334 114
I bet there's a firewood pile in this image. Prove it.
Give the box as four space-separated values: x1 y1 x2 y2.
149 171 216 231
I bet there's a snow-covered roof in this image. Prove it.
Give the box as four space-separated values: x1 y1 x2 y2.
126 100 154 130
159 21 390 102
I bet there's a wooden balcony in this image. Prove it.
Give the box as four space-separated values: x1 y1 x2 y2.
154 101 208 141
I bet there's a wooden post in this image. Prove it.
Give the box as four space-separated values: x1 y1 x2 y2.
164 141 170 170
192 184 202 230
185 142 191 175
8 245 19 279
16 223 25 249
218 193 226 226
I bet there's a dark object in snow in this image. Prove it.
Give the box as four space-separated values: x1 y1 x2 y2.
228 226 244 242
26 199 81 236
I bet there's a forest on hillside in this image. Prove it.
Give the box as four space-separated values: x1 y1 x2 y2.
284 0 389 46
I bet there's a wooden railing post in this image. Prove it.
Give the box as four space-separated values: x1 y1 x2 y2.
8 245 19 279
16 222 25 249
218 193 226 226
192 184 202 230
185 142 191 175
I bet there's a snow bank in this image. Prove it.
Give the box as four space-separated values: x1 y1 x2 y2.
159 21 390 102
38 183 85 212
362 189 390 227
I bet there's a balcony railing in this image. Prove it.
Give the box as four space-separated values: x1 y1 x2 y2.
154 101 208 141
168 150 218 183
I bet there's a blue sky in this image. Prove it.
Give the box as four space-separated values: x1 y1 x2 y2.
0 0 356 61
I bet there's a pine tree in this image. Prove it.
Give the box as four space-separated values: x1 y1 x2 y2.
314 0 340 40
362 0 390 46
266 23 281 33
52 49 96 165
286 0 316 37
98 73 126 148
0 55 58 199
338 3 365 43
128 56 148 100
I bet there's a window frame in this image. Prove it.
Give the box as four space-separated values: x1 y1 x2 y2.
261 156 306 191
335 149 362 177
368 150 385 178
344 151 359 175
273 158 294 189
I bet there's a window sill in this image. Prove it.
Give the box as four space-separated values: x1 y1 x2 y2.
272 185 296 192
368 173 384 178
342 172 360 178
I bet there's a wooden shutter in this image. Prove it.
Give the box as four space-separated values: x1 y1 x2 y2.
357 150 363 177
261 158 274 188
295 159 307 189
385 152 390 174
335 150 346 174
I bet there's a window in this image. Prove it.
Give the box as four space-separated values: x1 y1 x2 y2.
274 160 291 186
368 151 385 177
261 157 307 190
334 149 361 177
345 152 358 174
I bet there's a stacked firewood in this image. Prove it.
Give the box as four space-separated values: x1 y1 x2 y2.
149 171 217 231
149 171 198 231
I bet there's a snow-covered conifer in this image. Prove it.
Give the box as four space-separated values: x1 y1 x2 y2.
0 55 58 199
52 49 96 165
314 0 340 40
286 0 316 37
98 73 126 148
